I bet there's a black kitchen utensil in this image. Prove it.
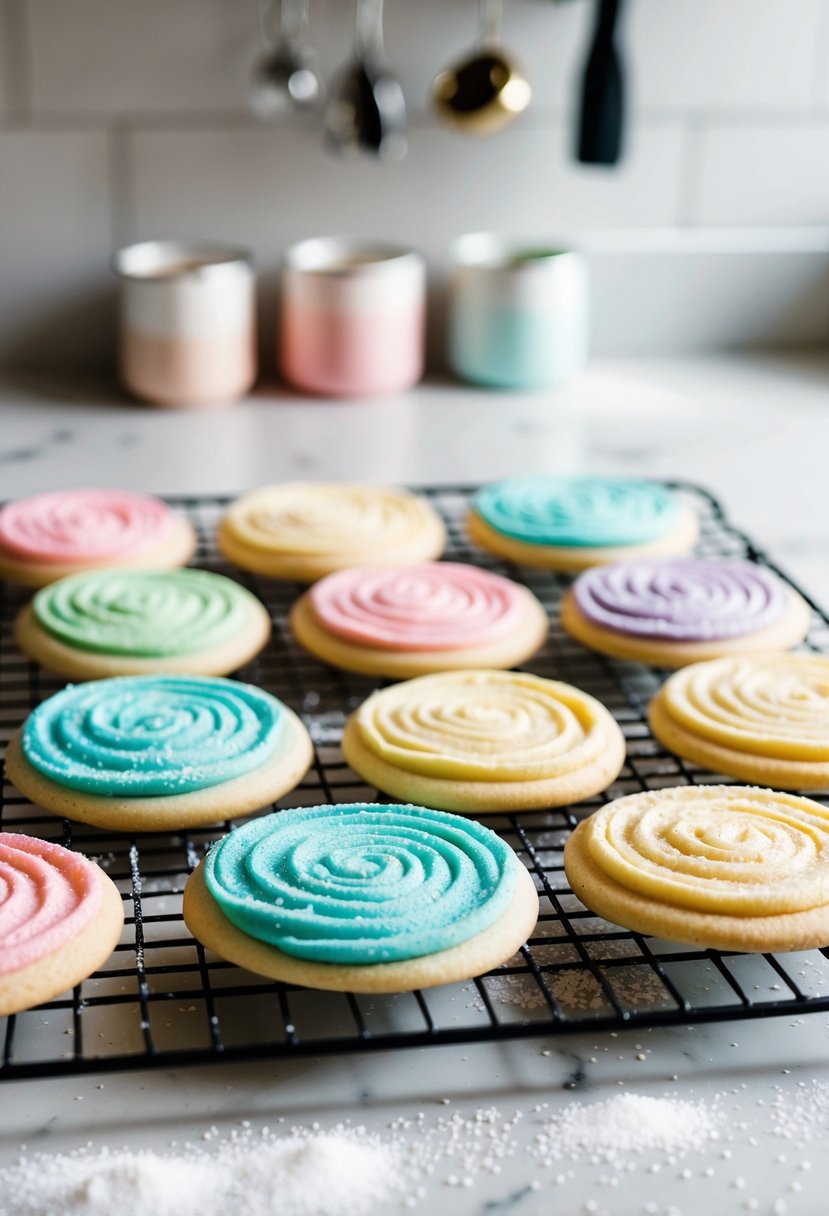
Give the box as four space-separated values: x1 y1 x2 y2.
324 0 407 160
576 0 625 166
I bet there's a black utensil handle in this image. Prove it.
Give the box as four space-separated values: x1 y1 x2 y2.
577 0 625 166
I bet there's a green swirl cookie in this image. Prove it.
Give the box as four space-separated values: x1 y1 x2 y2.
32 568 259 657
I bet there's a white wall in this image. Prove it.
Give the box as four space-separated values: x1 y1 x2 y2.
1 0 829 369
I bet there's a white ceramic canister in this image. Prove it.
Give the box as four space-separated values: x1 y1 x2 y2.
114 241 257 408
280 237 426 398
449 233 589 390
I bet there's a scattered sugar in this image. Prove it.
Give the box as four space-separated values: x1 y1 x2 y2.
3 1082 827 1214
768 1079 829 1144
531 1094 722 1164
0 1129 399 1216
547 968 608 1012
477 974 548 1011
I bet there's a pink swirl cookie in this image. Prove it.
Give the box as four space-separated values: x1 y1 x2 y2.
0 489 196 586
290 562 549 677
0 834 124 1015
561 557 810 668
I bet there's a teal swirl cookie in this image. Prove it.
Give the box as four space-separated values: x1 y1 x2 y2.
468 476 698 572
14 568 271 678
183 803 539 992
4 675 314 831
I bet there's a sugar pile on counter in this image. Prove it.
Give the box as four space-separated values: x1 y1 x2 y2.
532 1093 722 1165
0 1128 399 1216
768 1078 829 1144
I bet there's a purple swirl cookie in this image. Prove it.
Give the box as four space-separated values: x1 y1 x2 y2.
571 558 790 642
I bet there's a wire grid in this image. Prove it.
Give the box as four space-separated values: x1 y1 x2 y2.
3 482 829 1081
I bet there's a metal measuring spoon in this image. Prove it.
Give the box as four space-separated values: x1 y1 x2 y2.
249 0 321 118
432 0 531 136
324 0 407 160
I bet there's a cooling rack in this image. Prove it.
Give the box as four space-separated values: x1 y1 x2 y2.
3 482 829 1081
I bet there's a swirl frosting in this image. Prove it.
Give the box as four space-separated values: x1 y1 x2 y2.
32 568 259 656
308 563 527 652
351 670 618 782
0 833 102 976
572 558 790 641
580 786 829 917
203 803 518 964
0 489 174 563
223 483 441 558
22 675 286 796
475 476 681 548
656 654 829 762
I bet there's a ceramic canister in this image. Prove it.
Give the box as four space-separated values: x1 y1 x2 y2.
449 234 589 390
114 241 257 408
280 238 426 397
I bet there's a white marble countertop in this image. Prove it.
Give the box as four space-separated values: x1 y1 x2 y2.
2 352 829 1216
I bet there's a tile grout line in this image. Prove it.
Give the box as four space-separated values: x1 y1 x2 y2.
9 106 829 135
108 123 135 252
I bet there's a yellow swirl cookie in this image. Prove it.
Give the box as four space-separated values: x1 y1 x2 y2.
342 669 626 812
218 483 446 581
564 785 829 951
649 653 829 789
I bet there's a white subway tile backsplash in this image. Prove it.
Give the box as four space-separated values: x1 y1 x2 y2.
810 5 829 108
128 120 683 263
26 0 824 123
590 244 829 354
25 0 586 121
0 0 826 367
27 0 253 115
0 131 111 364
629 0 823 113
693 123 829 226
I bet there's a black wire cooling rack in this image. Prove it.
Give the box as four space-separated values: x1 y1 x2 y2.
3 482 829 1081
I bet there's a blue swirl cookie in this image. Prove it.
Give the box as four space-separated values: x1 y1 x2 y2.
5 675 314 831
183 803 539 992
468 476 698 572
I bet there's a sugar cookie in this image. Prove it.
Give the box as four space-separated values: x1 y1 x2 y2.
0 833 124 1015
183 803 539 993
5 675 313 832
649 653 829 789
218 482 446 581
564 785 829 952
468 476 698 572
290 562 549 677
342 669 626 813
14 567 271 679
0 488 195 587
562 558 810 667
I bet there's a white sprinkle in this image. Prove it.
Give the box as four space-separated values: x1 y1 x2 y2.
0 1130 399 1216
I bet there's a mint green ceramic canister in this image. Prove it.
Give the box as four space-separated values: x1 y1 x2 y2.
448 234 589 390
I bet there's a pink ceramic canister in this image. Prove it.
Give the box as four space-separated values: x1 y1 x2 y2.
114 241 257 408
280 238 426 397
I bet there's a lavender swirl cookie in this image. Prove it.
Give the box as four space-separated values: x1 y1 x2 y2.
560 558 810 667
